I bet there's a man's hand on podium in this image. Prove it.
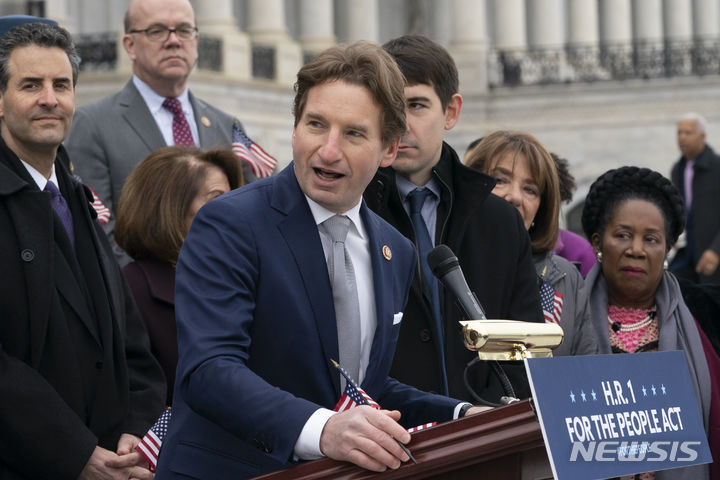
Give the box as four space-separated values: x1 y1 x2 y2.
319 406 411 472
466 405 494 416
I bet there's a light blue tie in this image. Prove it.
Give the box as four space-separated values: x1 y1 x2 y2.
407 188 448 395
323 215 361 389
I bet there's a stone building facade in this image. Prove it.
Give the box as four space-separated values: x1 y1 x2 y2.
5 0 720 229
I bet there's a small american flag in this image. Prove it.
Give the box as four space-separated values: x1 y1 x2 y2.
136 408 172 472
540 278 563 324
333 363 380 412
331 360 437 432
232 119 277 179
407 422 436 433
72 174 110 225
88 186 110 225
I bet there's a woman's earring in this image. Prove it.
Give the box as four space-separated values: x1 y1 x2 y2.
664 258 669 270
596 251 603 263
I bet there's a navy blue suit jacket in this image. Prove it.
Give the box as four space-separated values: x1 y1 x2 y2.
155 164 459 479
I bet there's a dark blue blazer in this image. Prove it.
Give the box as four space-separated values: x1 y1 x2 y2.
155 165 459 479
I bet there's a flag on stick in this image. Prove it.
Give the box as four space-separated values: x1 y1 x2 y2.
540 278 564 324
331 360 426 464
135 408 172 472
231 119 277 178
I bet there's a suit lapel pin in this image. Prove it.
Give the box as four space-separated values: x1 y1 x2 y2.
382 245 392 261
201 116 211 127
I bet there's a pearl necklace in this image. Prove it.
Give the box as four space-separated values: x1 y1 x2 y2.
608 310 656 332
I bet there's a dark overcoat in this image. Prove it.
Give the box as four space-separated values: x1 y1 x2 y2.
0 139 165 479
364 142 543 403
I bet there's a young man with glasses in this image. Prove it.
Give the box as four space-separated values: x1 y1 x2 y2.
65 0 258 265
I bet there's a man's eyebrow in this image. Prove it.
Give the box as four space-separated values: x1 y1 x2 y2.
304 112 326 122
406 96 432 103
303 112 369 133
17 76 72 83
346 123 369 134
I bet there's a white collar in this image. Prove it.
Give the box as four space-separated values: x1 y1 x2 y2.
305 195 366 240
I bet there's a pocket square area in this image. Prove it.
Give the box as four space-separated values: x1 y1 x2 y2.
393 312 403 325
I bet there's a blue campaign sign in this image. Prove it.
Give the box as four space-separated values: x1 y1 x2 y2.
525 351 712 480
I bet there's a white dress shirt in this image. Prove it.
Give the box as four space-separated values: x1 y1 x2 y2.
293 196 376 459
292 195 468 460
20 159 57 190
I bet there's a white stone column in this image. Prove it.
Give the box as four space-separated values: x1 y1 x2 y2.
491 0 527 86
492 0 526 49
527 0 570 83
527 0 564 48
632 0 663 41
599 0 632 44
298 0 335 56
631 0 664 77
693 0 720 37
193 0 237 33
45 0 74 31
663 0 693 40
192 0 251 81
108 0 129 32
568 0 599 45
345 0 378 42
246 0 302 86
663 0 693 74
449 0 488 94
567 0 605 80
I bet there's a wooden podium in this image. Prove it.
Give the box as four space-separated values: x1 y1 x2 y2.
253 400 553 480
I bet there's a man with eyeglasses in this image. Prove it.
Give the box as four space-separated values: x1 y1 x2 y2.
65 0 258 265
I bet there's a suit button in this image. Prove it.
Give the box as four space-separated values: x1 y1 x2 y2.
95 361 103 369
419 329 432 342
21 249 34 262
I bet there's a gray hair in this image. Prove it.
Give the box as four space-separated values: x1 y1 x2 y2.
0 22 79 92
679 112 708 134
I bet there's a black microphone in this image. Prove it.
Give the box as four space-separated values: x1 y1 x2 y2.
427 245 487 320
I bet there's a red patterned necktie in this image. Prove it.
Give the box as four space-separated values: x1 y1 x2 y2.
162 97 195 147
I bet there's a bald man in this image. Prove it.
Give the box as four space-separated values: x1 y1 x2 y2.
65 0 256 265
670 113 720 284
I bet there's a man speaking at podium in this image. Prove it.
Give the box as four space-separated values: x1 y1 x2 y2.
155 41 482 479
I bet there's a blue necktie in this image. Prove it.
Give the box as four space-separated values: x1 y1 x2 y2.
407 188 448 395
45 180 75 250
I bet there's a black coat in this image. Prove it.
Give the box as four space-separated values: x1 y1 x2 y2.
0 139 165 479
671 144 720 284
364 142 543 403
123 259 177 406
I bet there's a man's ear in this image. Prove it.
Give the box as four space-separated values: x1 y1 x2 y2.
122 34 136 60
444 93 463 131
380 137 400 168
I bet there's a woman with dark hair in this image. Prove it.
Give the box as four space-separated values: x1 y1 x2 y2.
582 166 719 479
551 152 596 276
466 130 596 356
115 146 242 405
